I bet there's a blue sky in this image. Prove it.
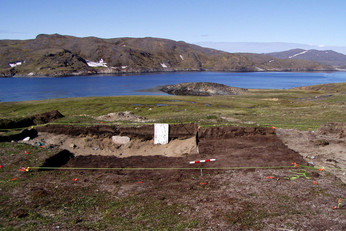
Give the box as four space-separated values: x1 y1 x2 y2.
1 0 346 47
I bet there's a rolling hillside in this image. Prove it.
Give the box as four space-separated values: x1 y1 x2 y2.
267 49 346 69
0 34 334 77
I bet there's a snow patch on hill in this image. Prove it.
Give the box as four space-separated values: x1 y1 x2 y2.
9 61 22 67
87 59 108 67
289 50 308 59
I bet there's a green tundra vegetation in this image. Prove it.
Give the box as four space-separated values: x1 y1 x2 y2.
0 82 345 131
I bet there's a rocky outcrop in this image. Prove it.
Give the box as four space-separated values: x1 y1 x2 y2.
160 82 248 96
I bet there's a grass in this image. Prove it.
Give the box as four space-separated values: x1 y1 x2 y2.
97 196 199 230
1 83 345 130
225 201 270 229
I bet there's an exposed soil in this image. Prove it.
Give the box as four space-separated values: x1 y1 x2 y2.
16 123 345 180
276 122 346 184
0 110 64 129
25 125 306 168
3 123 345 230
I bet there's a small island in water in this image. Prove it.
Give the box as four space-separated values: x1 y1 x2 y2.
159 82 248 96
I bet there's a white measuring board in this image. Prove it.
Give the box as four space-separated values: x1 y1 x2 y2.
154 123 169 144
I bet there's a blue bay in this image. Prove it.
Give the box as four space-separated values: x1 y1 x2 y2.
0 72 346 102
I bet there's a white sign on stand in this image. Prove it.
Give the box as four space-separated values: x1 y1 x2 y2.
154 123 169 144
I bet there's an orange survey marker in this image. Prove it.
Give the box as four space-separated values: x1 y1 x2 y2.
25 150 30 155
266 176 275 179
72 178 78 182
291 162 299 168
19 167 29 172
9 177 17 181
333 198 343 210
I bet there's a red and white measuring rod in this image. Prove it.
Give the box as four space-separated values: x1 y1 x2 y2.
189 159 216 164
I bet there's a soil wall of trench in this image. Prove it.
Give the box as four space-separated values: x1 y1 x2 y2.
33 124 307 169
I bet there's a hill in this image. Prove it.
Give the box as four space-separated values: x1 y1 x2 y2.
267 49 346 69
291 82 346 93
0 34 334 77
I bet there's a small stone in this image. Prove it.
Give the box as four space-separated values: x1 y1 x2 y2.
70 143 77 148
23 137 30 142
112 136 130 145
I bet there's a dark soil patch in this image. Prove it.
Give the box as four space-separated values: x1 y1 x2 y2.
0 110 64 129
40 150 74 169
0 128 37 142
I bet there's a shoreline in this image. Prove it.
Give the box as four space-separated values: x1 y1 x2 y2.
1 69 344 78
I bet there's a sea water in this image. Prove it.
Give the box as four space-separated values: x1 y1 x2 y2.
0 72 345 102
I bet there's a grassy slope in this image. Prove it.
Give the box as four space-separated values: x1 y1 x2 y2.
0 82 345 130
